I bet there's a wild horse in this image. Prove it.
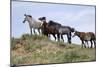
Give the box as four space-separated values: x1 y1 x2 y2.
59 26 75 44
73 31 96 48
38 17 60 41
23 14 43 35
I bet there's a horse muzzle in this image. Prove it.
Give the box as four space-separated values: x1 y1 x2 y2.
23 20 25 23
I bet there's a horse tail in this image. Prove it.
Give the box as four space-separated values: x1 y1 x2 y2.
91 32 96 40
88 32 95 40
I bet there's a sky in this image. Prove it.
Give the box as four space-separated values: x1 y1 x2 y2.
11 1 95 44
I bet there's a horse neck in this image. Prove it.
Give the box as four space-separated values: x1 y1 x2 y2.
27 17 37 25
32 18 37 23
76 32 81 38
42 21 49 29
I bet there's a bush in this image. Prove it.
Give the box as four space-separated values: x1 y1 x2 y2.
11 37 21 50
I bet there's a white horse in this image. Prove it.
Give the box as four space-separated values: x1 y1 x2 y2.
23 14 43 35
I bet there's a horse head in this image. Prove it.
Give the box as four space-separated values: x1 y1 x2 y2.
23 14 32 23
38 17 46 22
71 28 75 32
72 30 79 37
24 14 27 16
23 14 27 23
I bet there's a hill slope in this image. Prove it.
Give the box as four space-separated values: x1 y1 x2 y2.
11 34 96 65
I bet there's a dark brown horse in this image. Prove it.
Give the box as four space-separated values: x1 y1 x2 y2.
73 31 96 48
38 17 60 41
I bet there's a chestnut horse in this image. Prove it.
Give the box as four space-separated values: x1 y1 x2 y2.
73 31 96 48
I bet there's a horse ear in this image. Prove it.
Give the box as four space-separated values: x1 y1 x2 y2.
24 14 26 16
50 20 52 22
42 17 46 20
71 28 75 32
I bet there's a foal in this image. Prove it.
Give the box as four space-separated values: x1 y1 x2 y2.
73 31 96 48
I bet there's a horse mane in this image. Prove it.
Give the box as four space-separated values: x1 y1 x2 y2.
61 26 75 32
27 15 32 18
48 20 61 26
41 17 46 20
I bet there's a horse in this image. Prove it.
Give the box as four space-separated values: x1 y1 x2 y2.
23 14 43 35
59 26 75 44
72 31 96 48
48 21 75 44
38 17 60 41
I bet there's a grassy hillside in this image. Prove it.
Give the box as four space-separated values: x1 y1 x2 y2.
11 34 96 65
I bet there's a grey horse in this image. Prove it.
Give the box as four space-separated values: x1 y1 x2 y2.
23 14 43 35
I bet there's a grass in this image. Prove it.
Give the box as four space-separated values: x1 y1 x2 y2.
11 34 96 65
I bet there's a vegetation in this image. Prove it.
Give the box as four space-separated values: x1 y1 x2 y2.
11 34 96 65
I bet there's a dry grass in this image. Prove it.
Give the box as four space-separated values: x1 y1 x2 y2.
11 34 96 65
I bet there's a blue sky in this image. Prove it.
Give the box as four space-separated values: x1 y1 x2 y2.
11 1 95 44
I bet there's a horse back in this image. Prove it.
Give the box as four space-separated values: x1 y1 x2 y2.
87 32 96 40
77 32 86 40
49 25 58 33
48 20 61 26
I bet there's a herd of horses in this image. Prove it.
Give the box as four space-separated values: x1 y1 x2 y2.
23 14 96 48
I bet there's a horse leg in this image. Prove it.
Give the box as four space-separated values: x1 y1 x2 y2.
90 40 93 48
57 34 60 41
86 41 89 48
81 40 85 48
47 34 50 40
61 34 64 42
38 28 40 34
93 40 96 48
85 40 88 48
33 29 35 34
30 28 32 35
52 34 56 41
67 33 71 44
69 32 72 44
84 41 86 48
